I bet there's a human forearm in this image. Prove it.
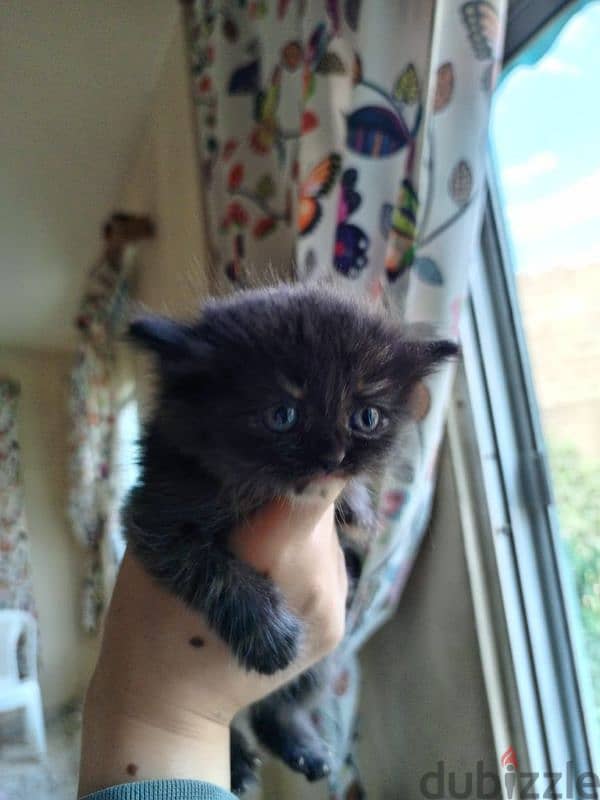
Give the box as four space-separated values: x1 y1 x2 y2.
78 493 346 798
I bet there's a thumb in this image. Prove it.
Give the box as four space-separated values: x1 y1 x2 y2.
229 479 345 573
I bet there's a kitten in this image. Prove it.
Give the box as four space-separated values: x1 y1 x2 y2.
123 283 457 791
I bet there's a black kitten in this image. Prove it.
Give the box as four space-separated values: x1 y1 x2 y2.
123 284 456 788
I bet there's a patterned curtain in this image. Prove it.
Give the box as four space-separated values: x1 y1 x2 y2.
0 379 36 616
182 1 506 794
68 213 153 634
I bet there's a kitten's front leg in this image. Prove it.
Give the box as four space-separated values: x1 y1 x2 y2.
128 518 301 675
200 545 302 674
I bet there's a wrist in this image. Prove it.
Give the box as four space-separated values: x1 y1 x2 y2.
78 668 231 796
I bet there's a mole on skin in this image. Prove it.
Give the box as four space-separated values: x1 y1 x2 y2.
126 763 138 777
189 636 205 648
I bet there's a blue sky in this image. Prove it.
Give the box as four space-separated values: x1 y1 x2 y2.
492 1 600 273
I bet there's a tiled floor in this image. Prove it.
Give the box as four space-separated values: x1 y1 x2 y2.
0 709 81 800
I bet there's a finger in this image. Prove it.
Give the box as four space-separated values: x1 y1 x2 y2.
230 491 341 572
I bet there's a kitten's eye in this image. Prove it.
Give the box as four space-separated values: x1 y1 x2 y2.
350 406 381 434
264 404 299 432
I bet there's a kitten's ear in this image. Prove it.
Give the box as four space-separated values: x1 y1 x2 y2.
128 315 212 370
398 338 459 383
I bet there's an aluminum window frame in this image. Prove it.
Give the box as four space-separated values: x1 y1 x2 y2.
453 178 598 793
503 0 574 62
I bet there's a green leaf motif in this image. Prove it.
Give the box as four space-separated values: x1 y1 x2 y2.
393 64 420 105
316 51 346 75
255 174 276 200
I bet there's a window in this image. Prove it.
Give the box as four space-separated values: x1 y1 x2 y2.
465 0 600 784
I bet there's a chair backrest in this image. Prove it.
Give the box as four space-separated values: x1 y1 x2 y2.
0 609 38 682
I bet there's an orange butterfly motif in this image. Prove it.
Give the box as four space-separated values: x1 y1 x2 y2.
297 153 341 235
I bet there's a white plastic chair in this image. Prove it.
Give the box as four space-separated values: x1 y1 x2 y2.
0 609 46 756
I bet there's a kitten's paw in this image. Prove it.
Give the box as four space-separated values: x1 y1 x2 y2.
236 609 301 675
281 741 333 782
231 730 261 796
251 701 332 782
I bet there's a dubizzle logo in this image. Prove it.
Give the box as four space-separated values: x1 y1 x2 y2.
419 746 600 799
501 746 518 771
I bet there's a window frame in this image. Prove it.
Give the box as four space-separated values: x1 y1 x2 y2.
453 165 599 790
503 0 574 62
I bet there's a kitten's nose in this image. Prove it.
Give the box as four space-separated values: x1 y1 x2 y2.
319 448 346 473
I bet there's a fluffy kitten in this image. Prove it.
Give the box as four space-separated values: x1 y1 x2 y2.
123 283 457 791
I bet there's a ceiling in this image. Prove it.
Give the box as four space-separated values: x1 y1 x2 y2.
0 2 178 351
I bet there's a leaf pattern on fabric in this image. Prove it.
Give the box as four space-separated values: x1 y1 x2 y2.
301 110 319 133
249 66 284 157
434 62 454 111
229 59 261 94
317 51 346 75
228 163 244 190
222 202 249 231
253 217 278 238
449 159 473 206
384 178 419 282
281 40 304 71
413 256 444 286
255 174 276 199
393 64 420 105
345 106 410 157
461 1 500 60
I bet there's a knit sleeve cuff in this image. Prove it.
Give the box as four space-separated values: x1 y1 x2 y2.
81 779 236 800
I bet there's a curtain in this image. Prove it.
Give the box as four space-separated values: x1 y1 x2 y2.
0 379 36 616
182 2 505 794
68 213 153 634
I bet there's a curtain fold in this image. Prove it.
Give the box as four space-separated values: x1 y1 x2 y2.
68 214 153 633
0 379 37 617
68 257 127 634
182 1 506 794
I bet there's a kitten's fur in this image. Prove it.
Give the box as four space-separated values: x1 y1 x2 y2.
124 284 457 792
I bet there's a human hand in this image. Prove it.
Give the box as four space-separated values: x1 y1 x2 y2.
78 483 347 796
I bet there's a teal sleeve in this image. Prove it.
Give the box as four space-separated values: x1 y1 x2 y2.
81 779 236 800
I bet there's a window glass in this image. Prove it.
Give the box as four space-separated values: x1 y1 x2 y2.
490 1 600 750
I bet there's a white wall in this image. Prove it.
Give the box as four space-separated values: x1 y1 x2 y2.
0 10 210 719
118 12 209 316
0 348 98 713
